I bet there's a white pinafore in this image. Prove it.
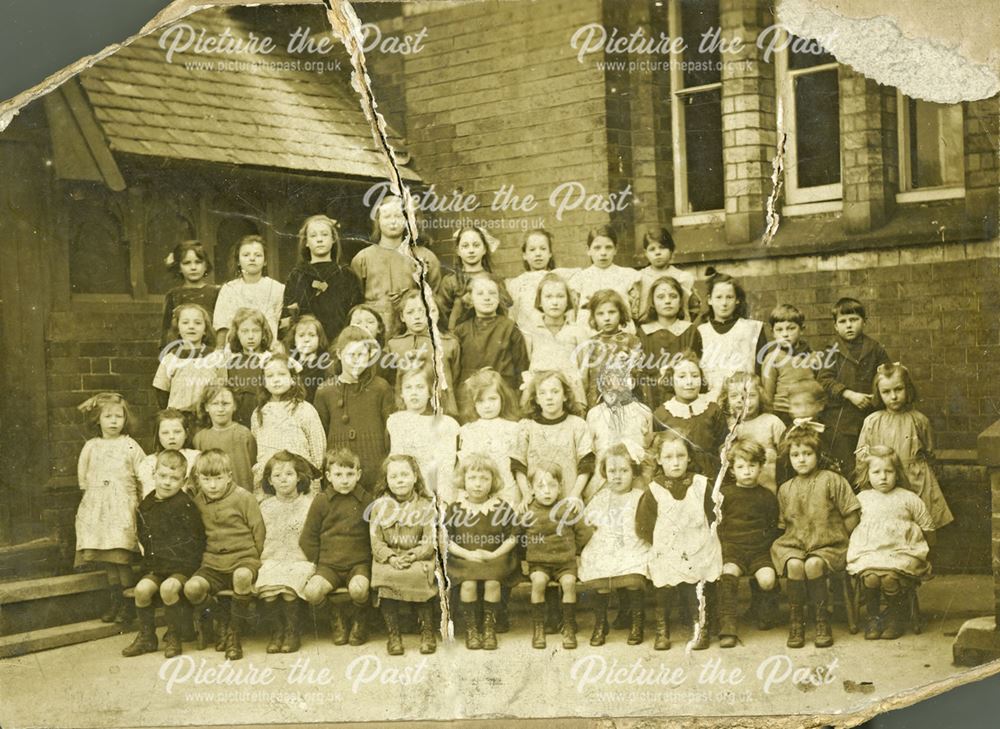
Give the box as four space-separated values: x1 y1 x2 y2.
697 318 763 398
646 475 722 588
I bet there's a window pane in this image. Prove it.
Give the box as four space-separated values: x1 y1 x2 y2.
680 0 721 88
908 99 964 188
788 35 836 70
794 69 840 188
69 210 130 295
145 209 195 294
683 88 725 211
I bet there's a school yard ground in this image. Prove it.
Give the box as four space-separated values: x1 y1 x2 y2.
0 574 996 728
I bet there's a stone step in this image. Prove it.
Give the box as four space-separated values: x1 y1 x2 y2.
0 571 111 636
0 537 64 582
0 619 129 659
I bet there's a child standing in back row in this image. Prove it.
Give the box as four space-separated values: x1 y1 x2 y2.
696 271 767 400
635 228 698 322
213 235 285 344
159 240 219 350
437 226 511 331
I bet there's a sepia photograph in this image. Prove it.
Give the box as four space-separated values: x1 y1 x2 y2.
0 0 998 726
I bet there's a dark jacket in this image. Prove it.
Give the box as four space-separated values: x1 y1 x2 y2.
137 490 206 575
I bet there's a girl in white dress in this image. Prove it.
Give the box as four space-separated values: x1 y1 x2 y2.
137 408 199 497
579 443 650 647
720 372 786 492
568 225 641 332
635 431 722 651
848 445 935 641
456 368 524 507
213 234 285 344
75 393 146 623
506 228 578 329
521 273 588 406
696 271 766 400
255 451 317 653
387 366 460 501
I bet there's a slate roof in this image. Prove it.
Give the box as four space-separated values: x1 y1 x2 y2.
76 6 418 181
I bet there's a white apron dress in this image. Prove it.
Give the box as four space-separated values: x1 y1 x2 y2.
646 476 722 587
697 318 763 399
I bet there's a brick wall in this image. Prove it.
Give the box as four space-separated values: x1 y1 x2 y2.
395 0 613 270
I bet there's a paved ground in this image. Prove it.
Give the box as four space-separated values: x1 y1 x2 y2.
0 575 996 728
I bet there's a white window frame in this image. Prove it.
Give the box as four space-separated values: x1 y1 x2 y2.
668 0 725 226
775 32 842 206
896 90 965 204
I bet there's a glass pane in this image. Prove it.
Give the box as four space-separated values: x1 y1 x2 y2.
788 34 836 69
680 0 721 88
145 210 195 294
683 88 725 211
794 69 840 188
69 211 130 295
909 99 964 188
215 216 260 282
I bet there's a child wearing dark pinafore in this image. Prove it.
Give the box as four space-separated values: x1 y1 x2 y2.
314 325 395 492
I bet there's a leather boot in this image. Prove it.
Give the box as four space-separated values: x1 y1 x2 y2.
495 588 511 633
192 600 214 651
266 601 284 654
121 605 158 657
481 602 498 650
590 592 610 646
880 590 905 640
560 602 578 649
531 602 546 649
686 585 710 650
654 587 672 651
211 597 229 652
808 578 833 648
864 585 883 640
115 589 135 624
163 603 184 658
381 599 404 655
627 589 645 645
718 574 739 648
348 602 369 646
786 580 806 649
330 601 349 646
462 601 482 650
102 588 122 623
416 601 436 655
225 596 252 661
544 586 561 634
180 601 197 642
611 587 630 629
757 586 779 630
280 599 301 653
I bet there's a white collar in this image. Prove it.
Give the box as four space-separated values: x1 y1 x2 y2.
457 493 501 516
640 320 691 336
662 395 711 418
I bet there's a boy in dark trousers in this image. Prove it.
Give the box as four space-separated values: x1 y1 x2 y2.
122 450 205 658
183 449 265 660
817 298 891 480
301 448 374 646
521 462 592 650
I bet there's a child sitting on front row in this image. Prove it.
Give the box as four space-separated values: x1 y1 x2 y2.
717 439 780 649
522 462 593 650
771 424 860 650
578 443 649 647
445 454 520 651
122 450 205 659
636 431 721 651
254 451 316 654
848 445 935 641
301 448 374 647
184 450 266 661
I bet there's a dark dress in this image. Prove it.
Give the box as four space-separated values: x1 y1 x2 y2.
453 314 529 393
638 321 703 408
282 261 363 341
227 355 265 428
160 285 220 348
718 482 779 573
651 397 727 480
444 497 519 582
314 376 395 491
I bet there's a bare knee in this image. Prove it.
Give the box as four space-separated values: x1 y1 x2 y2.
232 568 254 594
755 568 777 591
722 563 743 578
159 578 183 605
348 576 370 604
133 579 158 607
184 577 209 604
862 573 881 590
483 580 501 603
559 574 576 601
459 581 478 602
803 557 826 580
785 559 805 580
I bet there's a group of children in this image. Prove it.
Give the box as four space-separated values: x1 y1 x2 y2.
73 197 953 659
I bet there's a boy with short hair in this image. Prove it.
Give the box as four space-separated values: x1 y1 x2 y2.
300 448 374 646
636 227 700 321
761 304 821 426
817 298 891 479
183 449 265 660
122 450 205 658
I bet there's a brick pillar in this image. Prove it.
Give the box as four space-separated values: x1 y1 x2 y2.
953 419 1000 666
839 67 898 233
963 96 1000 238
719 0 777 245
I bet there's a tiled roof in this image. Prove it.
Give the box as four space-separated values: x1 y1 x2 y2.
77 7 418 181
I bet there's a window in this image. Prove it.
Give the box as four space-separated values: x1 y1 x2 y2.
669 0 725 222
897 93 965 202
776 33 842 207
